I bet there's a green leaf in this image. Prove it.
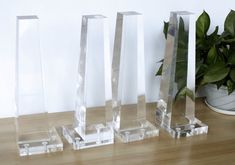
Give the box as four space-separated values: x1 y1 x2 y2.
185 88 195 101
228 51 235 65
156 64 163 76
230 69 235 82
196 64 208 79
163 21 169 39
196 38 206 49
196 11 210 38
202 62 230 84
175 64 187 90
224 10 235 36
209 26 219 38
196 59 204 74
221 38 235 43
175 87 195 101
222 46 229 58
206 45 217 64
207 26 219 46
179 17 185 33
227 80 235 95
219 31 231 41
216 79 226 89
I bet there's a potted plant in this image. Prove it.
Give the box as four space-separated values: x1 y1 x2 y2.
156 10 235 115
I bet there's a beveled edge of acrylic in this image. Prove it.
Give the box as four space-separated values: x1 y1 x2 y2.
170 11 194 15
82 15 107 19
117 11 142 16
17 15 39 20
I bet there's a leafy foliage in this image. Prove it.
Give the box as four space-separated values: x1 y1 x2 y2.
156 10 235 95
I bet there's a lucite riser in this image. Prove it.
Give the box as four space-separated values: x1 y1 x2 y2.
115 120 159 143
18 127 63 156
62 123 114 150
156 108 208 139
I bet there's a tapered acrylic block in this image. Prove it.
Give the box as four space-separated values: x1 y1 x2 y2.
156 11 208 138
62 15 114 149
112 12 159 143
15 16 63 156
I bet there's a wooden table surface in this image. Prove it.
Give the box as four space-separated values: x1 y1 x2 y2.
1 99 235 165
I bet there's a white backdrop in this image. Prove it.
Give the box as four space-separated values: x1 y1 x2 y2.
0 0 234 118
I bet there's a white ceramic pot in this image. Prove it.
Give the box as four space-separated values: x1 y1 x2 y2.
203 84 235 115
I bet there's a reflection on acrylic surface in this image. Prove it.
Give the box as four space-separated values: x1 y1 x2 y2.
62 15 114 149
156 11 208 138
112 12 159 143
16 16 63 156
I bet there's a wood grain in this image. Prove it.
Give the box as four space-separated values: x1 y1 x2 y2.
0 98 235 165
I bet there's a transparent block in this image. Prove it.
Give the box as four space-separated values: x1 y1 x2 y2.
112 12 159 143
15 16 63 156
156 11 208 138
62 15 114 149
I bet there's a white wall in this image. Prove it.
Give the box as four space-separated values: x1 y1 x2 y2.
0 0 234 118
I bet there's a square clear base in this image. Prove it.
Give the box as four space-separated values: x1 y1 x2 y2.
156 110 208 138
114 120 159 143
18 127 63 156
169 119 208 138
62 123 114 150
